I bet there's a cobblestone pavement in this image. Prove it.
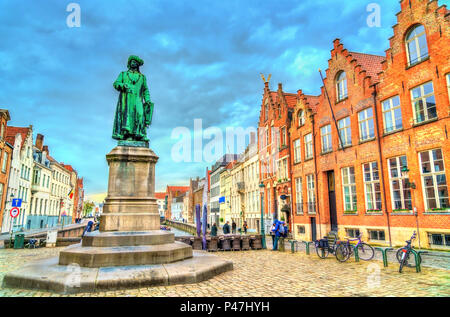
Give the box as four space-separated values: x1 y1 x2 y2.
0 246 448 297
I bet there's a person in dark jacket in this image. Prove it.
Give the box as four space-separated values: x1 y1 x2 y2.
232 221 237 234
223 221 231 234
211 223 218 237
243 221 248 234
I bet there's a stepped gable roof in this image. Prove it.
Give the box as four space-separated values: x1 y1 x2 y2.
5 126 30 149
348 52 385 82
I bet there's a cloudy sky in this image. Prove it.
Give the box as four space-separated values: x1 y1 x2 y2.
2 0 443 200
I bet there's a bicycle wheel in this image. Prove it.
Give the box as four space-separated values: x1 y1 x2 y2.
316 247 329 259
335 244 350 262
357 243 375 261
397 248 414 268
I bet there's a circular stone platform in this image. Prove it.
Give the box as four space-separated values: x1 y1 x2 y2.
2 250 233 294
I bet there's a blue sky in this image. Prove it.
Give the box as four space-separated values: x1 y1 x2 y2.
1 0 445 199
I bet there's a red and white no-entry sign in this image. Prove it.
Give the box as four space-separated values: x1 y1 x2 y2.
10 207 20 218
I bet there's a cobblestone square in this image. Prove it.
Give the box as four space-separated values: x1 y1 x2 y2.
0 247 448 297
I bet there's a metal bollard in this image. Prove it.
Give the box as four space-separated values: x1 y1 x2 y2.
353 245 359 262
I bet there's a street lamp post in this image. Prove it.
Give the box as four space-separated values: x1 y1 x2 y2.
259 182 266 249
401 166 421 248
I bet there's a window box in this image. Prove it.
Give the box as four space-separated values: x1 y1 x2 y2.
392 209 413 213
344 210 358 215
366 209 382 214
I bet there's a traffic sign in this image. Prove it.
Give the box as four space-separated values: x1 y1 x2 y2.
10 207 20 218
12 199 22 208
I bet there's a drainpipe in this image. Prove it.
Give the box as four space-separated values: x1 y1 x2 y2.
311 114 322 239
372 83 392 247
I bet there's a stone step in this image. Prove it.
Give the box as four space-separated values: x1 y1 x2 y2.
82 230 175 247
59 242 193 268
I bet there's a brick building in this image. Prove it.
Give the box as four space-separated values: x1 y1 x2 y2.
0 109 12 231
164 185 189 219
258 82 297 233
287 0 449 249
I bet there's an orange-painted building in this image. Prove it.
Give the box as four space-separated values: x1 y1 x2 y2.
164 185 189 219
287 0 449 249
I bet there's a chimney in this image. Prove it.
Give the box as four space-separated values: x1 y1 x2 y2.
250 132 256 145
36 134 44 151
43 145 49 155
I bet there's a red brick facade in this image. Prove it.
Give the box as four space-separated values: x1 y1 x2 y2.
260 0 450 248
0 110 12 230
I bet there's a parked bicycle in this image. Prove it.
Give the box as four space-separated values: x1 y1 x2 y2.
315 232 339 259
397 231 420 273
24 238 39 249
335 234 375 262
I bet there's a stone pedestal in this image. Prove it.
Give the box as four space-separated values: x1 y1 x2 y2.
100 146 160 232
2 145 233 294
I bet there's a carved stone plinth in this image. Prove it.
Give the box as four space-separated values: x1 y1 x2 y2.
100 146 160 232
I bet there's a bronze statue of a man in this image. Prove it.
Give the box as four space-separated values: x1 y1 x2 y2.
112 55 154 142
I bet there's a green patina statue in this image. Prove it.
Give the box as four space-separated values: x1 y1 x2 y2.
112 55 154 145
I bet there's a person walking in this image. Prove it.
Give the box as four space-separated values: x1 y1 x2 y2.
223 221 231 234
211 223 218 237
270 222 276 248
271 220 284 251
243 221 248 235
232 221 237 234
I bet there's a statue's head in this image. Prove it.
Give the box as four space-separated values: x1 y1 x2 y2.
127 55 144 71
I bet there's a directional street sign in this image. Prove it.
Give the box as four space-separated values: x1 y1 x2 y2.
12 199 22 208
10 207 20 218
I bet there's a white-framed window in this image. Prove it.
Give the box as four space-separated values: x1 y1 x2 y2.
346 228 360 238
280 127 286 147
1 151 8 173
419 149 449 211
297 225 305 234
446 73 450 104
382 95 403 133
358 108 375 141
336 71 348 101
338 116 351 147
388 156 412 211
293 139 301 163
411 81 437 124
363 162 382 212
406 24 428 67
342 166 357 212
298 110 305 127
277 157 288 180
428 233 450 248
295 177 303 215
320 124 332 153
307 174 315 213
369 230 385 241
304 133 313 159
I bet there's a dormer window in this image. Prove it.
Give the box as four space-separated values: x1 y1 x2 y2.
336 71 348 102
297 110 305 127
406 24 428 67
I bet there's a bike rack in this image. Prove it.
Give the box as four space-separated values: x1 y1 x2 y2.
288 240 299 253
409 249 422 273
302 241 314 255
352 244 360 262
375 247 393 267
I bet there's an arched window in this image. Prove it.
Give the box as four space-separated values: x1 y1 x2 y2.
298 110 305 127
336 71 348 101
406 24 428 66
